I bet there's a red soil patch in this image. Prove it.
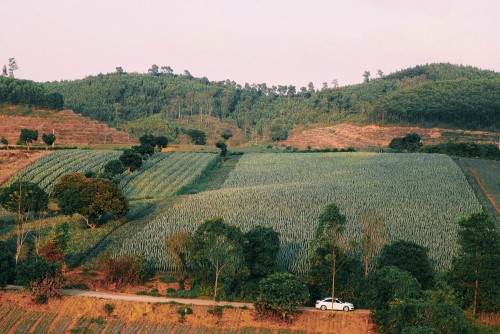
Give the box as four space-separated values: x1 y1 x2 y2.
0 290 374 333
0 109 134 146
0 149 49 186
284 123 499 149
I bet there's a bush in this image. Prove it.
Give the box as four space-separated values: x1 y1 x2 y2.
207 305 223 318
177 305 193 323
30 274 64 304
14 255 59 287
96 255 146 287
256 272 309 322
0 241 15 287
104 303 115 316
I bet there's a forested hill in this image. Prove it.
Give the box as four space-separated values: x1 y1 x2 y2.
30 63 500 134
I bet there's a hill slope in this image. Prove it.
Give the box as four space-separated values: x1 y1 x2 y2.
0 107 133 145
43 63 500 136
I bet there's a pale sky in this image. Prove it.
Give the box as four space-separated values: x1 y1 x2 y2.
1 0 499 88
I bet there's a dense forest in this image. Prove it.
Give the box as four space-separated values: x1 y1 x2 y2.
3 63 500 137
0 76 64 110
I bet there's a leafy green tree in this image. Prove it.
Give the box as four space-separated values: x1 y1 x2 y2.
215 140 227 162
1 137 7 146
42 133 56 147
148 64 159 76
155 135 169 149
14 254 59 287
102 159 124 179
378 240 434 289
451 212 500 316
269 122 288 142
52 173 128 228
256 272 309 321
0 241 15 287
18 128 38 149
119 149 143 172
8 58 18 78
1 65 7 76
363 71 371 83
308 203 346 310
365 266 423 331
166 231 192 280
186 129 206 145
389 133 422 152
244 226 280 281
0 180 49 263
189 217 247 301
221 129 233 141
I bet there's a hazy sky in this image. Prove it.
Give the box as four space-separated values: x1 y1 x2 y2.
1 0 499 87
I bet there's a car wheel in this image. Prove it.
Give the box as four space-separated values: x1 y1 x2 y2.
320 305 327 311
343 306 349 312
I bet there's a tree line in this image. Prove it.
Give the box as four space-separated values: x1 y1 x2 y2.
0 76 64 110
39 63 499 138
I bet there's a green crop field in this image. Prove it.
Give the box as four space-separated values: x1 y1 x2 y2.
6 150 218 200
117 152 482 274
463 158 500 207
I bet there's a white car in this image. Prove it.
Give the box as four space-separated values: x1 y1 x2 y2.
315 297 355 311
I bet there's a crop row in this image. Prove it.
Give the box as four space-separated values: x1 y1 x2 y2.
7 150 217 200
118 152 218 200
117 153 481 273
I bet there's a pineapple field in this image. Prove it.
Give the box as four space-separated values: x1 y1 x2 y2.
116 152 482 274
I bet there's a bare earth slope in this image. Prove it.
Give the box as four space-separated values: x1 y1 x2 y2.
0 108 133 145
284 123 499 149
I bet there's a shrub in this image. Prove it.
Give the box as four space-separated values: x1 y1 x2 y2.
31 274 64 304
0 241 15 287
104 303 115 316
96 255 146 287
14 255 59 287
177 305 193 323
256 272 309 322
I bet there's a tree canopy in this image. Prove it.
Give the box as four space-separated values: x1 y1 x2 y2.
0 180 48 214
52 173 128 228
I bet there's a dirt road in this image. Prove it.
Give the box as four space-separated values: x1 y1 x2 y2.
6 285 370 314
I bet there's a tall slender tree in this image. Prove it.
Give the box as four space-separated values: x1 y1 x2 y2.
308 203 346 314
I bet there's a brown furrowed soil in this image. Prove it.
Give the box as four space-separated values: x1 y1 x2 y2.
0 149 50 186
0 290 374 333
0 108 134 146
283 123 499 149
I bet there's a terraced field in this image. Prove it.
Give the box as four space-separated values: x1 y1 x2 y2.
117 153 482 274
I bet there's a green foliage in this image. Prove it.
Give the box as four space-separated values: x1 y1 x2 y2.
221 130 233 141
1 137 7 146
42 133 56 146
104 303 115 316
186 129 207 145
364 266 422 314
14 255 59 287
18 128 38 146
420 142 500 160
119 149 143 172
244 226 280 281
389 133 422 152
0 241 15 286
52 173 128 227
256 272 309 321
269 122 288 142
176 305 193 323
377 79 500 130
0 76 63 109
0 180 48 214
102 159 124 179
216 140 227 159
189 217 247 299
451 212 500 313
378 240 434 289
155 135 169 149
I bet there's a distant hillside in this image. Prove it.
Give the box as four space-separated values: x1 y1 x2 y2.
39 63 500 138
0 106 133 145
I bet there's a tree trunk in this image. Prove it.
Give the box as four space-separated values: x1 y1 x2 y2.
214 263 219 303
331 249 336 315
364 254 369 279
473 278 478 317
